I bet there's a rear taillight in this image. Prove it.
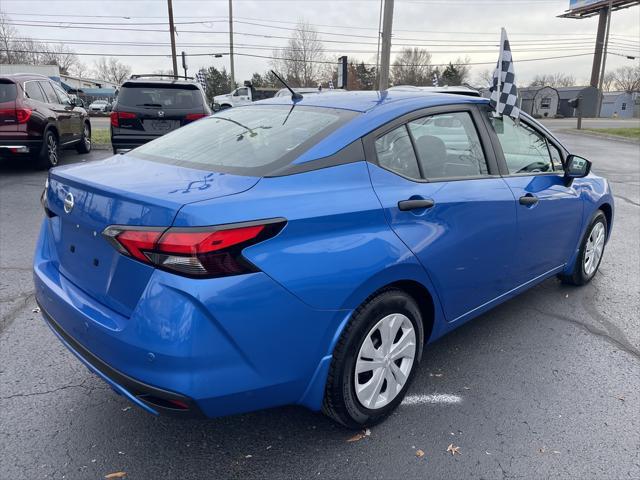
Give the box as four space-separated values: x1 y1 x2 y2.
102 219 285 278
0 108 32 124
110 111 136 127
185 113 208 122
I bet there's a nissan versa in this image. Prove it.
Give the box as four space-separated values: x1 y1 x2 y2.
34 90 613 428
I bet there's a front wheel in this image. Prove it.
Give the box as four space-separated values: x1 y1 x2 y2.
559 210 608 285
322 289 424 429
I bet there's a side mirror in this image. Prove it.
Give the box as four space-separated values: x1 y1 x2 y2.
565 154 591 180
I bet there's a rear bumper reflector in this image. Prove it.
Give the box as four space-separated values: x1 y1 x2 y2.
0 145 30 153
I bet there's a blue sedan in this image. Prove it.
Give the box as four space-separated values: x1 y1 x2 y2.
34 90 614 428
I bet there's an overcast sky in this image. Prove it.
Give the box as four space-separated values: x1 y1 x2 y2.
3 0 639 86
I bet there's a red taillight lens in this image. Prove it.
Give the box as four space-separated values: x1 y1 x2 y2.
110 111 136 127
0 108 32 124
103 220 284 278
16 108 32 123
185 113 207 122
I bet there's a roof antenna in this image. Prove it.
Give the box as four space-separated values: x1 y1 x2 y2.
271 70 303 101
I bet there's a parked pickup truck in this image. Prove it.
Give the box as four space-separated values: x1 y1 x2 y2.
213 83 278 110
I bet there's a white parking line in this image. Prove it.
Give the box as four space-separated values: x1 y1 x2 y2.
402 394 462 405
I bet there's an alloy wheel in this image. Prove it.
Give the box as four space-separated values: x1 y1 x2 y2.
354 313 416 410
584 221 605 276
47 134 58 166
84 125 91 149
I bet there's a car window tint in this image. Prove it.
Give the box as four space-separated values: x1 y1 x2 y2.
131 105 356 176
24 81 46 103
39 81 58 104
52 84 71 105
375 125 421 180
117 84 204 109
548 142 563 171
0 81 17 102
408 111 488 179
491 116 553 174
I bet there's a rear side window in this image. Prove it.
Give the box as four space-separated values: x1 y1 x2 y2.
408 111 488 179
131 105 356 176
375 126 421 179
39 81 58 104
24 81 47 103
0 82 17 102
117 84 204 109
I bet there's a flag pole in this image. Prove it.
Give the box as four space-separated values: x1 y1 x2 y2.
496 27 505 116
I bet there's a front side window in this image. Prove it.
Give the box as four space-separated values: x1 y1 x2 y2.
490 115 553 174
52 84 71 105
24 82 46 103
548 142 564 171
375 125 421 179
408 111 489 179
131 105 355 176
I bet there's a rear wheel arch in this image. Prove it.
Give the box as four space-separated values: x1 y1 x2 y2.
385 280 435 344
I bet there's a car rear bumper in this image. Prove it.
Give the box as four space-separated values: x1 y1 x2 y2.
0 139 42 156
33 217 348 418
111 134 160 150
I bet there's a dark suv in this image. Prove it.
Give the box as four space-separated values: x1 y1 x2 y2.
110 75 210 153
0 74 91 169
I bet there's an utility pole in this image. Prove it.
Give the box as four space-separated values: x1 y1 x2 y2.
167 0 178 76
228 0 235 88
378 0 394 91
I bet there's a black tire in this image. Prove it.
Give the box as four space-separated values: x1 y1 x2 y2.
322 288 424 429
112 147 118 155
75 122 91 154
36 129 59 170
559 210 608 286
219 104 232 110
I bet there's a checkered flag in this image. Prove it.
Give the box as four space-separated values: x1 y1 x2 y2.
490 28 520 120
195 71 207 93
432 72 439 87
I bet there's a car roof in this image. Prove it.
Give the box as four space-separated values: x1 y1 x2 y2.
0 73 52 82
122 78 200 87
258 89 487 114
248 90 489 165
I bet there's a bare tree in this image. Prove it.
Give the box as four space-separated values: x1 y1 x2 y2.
391 48 433 86
93 57 132 85
611 65 640 93
475 69 494 88
529 73 575 88
271 21 326 87
40 44 78 75
601 71 616 92
0 13 16 64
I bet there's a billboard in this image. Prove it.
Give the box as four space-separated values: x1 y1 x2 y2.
569 0 604 9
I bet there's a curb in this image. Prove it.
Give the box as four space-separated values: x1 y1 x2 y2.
556 129 640 145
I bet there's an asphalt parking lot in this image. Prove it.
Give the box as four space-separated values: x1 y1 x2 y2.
1 132 639 480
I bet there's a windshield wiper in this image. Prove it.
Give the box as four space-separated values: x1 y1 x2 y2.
136 103 163 107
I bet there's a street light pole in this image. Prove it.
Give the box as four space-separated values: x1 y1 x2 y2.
597 0 613 116
378 0 394 91
167 0 178 76
228 0 235 88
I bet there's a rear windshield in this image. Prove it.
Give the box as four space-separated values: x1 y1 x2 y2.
0 81 17 102
117 83 204 109
131 105 356 176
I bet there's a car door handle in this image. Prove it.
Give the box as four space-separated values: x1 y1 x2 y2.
519 194 539 206
398 199 435 211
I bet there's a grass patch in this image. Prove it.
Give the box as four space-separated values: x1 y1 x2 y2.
91 128 111 146
582 128 640 141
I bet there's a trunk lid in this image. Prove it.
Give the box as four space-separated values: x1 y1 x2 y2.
46 154 260 316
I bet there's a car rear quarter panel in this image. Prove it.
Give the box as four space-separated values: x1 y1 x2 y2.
173 161 445 320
